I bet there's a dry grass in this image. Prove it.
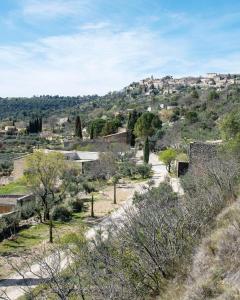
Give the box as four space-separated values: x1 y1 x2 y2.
183 199 240 300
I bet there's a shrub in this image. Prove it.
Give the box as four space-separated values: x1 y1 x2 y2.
119 161 137 178
69 198 84 213
52 206 72 222
136 163 152 179
185 111 198 124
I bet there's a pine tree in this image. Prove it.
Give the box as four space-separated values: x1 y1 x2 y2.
75 116 83 139
143 136 150 164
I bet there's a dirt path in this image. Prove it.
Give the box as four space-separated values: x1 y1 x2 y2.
0 153 181 300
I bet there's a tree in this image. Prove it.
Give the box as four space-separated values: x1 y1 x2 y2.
134 112 162 139
143 137 150 164
220 110 240 141
90 123 94 139
127 110 139 146
112 175 120 204
27 117 42 134
101 119 119 136
83 182 96 217
88 118 106 138
159 148 177 172
75 116 83 139
87 151 121 205
24 151 69 242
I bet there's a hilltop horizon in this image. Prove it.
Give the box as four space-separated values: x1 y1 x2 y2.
2 71 239 98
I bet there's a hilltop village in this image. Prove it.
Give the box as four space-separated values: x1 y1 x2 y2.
127 73 240 95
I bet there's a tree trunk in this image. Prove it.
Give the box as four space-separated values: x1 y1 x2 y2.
168 163 171 173
113 183 117 204
49 215 53 243
91 194 94 218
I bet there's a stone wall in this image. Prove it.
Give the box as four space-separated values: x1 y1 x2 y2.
189 142 220 173
102 131 129 144
0 194 36 217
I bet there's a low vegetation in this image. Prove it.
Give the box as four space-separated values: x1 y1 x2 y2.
0 80 240 300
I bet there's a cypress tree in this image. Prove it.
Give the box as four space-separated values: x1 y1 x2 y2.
143 136 150 164
127 110 139 147
90 123 94 140
39 117 42 132
35 118 38 133
75 116 83 139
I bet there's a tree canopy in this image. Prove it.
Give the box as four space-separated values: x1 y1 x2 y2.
134 112 162 138
159 148 177 172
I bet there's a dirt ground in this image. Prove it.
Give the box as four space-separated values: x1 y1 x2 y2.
89 181 137 217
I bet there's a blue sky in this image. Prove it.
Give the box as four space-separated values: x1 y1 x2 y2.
0 0 240 96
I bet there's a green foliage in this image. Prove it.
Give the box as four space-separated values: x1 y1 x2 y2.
90 123 94 139
191 88 199 99
136 163 152 179
119 161 138 178
208 89 219 101
127 110 140 146
0 179 28 195
27 117 42 134
52 206 72 222
220 110 240 140
101 118 120 136
88 117 120 138
185 111 198 124
75 116 83 139
88 118 106 138
68 198 84 213
134 112 162 138
133 181 177 204
24 151 68 221
159 148 177 172
143 137 150 164
0 95 96 119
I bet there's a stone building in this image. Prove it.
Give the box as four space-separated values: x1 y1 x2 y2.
0 194 35 215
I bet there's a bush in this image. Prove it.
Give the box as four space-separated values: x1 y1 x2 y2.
69 198 84 213
136 163 152 179
52 206 72 222
119 161 135 177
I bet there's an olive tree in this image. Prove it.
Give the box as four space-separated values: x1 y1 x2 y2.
24 151 71 243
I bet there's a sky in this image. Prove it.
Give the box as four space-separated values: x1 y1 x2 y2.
0 0 240 97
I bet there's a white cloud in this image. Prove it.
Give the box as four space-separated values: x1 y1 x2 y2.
80 22 110 31
22 0 87 19
0 27 188 97
0 8 240 97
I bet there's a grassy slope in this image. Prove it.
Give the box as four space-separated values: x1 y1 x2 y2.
0 179 28 195
0 212 84 256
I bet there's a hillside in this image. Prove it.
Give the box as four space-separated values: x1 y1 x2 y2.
184 199 240 299
1 74 240 144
